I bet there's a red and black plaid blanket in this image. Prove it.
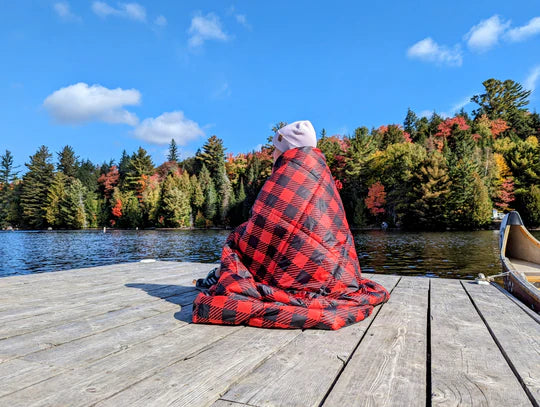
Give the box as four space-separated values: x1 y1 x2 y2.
192 147 389 330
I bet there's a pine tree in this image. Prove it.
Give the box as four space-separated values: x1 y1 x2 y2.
168 139 179 162
125 147 154 191
76 159 99 192
60 179 88 229
471 172 492 227
20 146 55 228
471 79 531 120
118 149 130 186
0 150 19 227
219 168 234 225
403 108 418 140
158 174 191 227
45 172 68 227
404 152 451 229
518 185 540 226
190 174 204 211
57 145 79 178
119 191 142 228
196 136 226 196
0 150 19 184
203 180 217 223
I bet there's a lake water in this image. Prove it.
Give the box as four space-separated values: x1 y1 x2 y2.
1 229 538 279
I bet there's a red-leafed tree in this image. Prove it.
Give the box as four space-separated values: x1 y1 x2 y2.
435 117 470 138
490 118 509 138
365 182 386 216
97 166 119 199
496 177 515 211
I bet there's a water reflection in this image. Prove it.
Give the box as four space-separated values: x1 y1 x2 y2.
0 229 538 279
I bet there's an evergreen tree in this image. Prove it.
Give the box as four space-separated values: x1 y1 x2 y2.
118 149 130 185
219 168 234 225
196 135 226 194
20 146 55 228
168 139 179 162
158 174 191 227
403 108 418 140
60 178 88 229
125 147 154 190
76 159 99 192
190 174 204 211
404 152 451 229
0 150 19 227
119 191 143 228
45 172 68 227
203 180 217 223
57 145 79 178
0 150 19 184
516 185 540 226
470 172 492 227
471 79 531 120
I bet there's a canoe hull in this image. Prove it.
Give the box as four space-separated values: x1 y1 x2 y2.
499 212 540 313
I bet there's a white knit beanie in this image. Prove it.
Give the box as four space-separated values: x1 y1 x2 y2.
273 120 317 152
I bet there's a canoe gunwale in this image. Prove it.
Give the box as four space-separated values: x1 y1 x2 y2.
499 211 540 313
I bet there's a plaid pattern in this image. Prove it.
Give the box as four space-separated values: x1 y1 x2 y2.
192 147 390 330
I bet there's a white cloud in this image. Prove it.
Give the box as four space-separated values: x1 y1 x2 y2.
525 65 540 92
407 38 462 66
465 15 510 52
92 2 146 22
43 82 140 126
188 12 229 47
54 2 81 22
506 16 540 42
154 15 167 27
133 111 204 145
450 95 472 113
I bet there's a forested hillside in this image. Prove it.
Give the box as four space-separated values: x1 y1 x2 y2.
1 78 539 230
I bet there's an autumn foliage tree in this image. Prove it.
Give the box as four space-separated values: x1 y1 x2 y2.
365 182 386 217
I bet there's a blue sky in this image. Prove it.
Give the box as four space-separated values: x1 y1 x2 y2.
1 1 540 170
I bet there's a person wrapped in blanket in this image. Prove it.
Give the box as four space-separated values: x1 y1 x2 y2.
193 120 389 330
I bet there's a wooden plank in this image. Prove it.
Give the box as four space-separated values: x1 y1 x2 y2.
430 278 530 406
0 291 199 362
0 262 209 306
0 359 66 398
219 274 400 407
0 323 243 407
0 267 209 339
0 285 196 339
491 282 540 324
463 281 540 405
20 298 195 368
323 277 429 407
213 401 253 407
93 327 300 407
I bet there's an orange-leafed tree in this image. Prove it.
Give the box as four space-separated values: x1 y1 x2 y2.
111 199 122 218
365 182 386 216
97 166 119 199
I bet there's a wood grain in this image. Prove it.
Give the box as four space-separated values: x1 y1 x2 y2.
323 277 429 407
463 280 540 405
430 278 530 406
220 274 401 407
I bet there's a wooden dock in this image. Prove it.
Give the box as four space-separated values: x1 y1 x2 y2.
0 261 538 406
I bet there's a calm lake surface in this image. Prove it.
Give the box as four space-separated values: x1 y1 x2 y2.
1 229 539 279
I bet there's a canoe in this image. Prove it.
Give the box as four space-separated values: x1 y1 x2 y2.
499 211 540 312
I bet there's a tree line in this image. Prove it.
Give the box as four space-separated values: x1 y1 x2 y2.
0 78 539 230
